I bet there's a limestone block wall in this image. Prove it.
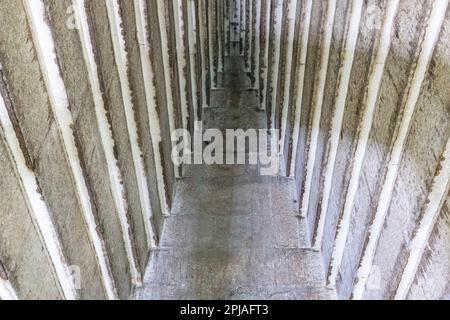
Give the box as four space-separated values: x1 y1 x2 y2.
257 0 450 299
0 0 187 299
169 0 450 300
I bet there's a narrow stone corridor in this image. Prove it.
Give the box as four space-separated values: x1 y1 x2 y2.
134 46 334 300
1 0 449 300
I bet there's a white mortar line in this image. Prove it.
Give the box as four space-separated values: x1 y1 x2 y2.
269 0 284 129
246 0 253 73
0 278 18 300
394 135 450 299
312 0 364 250
230 0 234 44
225 1 228 67
289 0 313 177
218 0 224 73
187 0 199 121
208 0 217 90
224 0 229 56
300 0 336 218
227 0 234 56
260 0 272 110
223 1 227 70
254 0 262 90
156 0 179 175
222 0 226 71
173 0 190 130
0 91 76 300
241 0 247 57
23 0 117 300
231 0 236 48
279 0 299 155
105 0 156 251
198 0 209 108
134 0 170 217
73 0 142 287
351 0 448 298
322 0 398 280
234 0 241 43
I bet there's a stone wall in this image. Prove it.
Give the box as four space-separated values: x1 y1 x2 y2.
262 0 450 299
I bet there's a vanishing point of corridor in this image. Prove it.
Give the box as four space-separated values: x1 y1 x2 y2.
135 44 334 299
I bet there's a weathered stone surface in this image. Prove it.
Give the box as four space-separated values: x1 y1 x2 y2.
330 0 384 299
0 1 53 161
119 0 164 262
136 283 333 300
46 0 134 297
204 93 265 130
137 248 332 300
36 125 106 299
0 0 105 299
146 0 177 206
172 176 271 216
86 0 148 298
321 0 430 294
293 0 322 195
161 210 307 249
183 164 260 178
367 1 448 300
0 136 61 300
407 200 450 300
307 0 349 244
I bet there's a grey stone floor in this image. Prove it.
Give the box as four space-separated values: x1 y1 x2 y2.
134 52 335 300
